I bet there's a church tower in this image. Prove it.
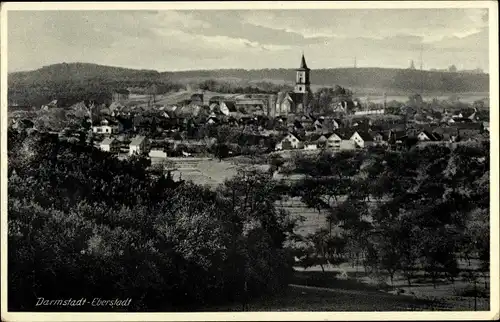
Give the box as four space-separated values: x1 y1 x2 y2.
294 53 312 113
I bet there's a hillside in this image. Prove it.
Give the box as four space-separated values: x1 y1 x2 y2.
8 63 489 107
10 63 161 84
8 63 179 107
161 67 489 94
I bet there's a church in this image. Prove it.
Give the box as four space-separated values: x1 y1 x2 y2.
271 54 313 117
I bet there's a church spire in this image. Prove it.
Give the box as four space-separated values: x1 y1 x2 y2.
300 53 309 70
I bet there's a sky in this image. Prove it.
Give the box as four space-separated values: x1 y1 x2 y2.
7 8 490 73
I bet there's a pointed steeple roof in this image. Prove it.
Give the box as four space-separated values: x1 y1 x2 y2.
298 53 309 70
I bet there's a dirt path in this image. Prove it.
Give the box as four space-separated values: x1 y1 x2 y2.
289 284 411 298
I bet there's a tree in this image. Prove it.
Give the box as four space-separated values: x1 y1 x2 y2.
214 143 230 161
312 86 353 115
305 229 330 273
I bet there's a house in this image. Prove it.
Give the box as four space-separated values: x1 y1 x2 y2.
350 131 374 148
326 133 342 150
209 102 220 112
325 132 356 151
417 130 441 142
149 148 168 159
166 105 179 113
354 109 385 116
453 117 473 123
440 117 455 125
325 118 341 131
308 133 328 148
332 100 352 113
303 133 328 150
129 135 148 156
220 101 237 116
175 104 203 118
295 114 315 129
275 133 303 150
432 127 459 143
370 131 388 145
190 93 204 105
209 96 224 105
99 138 119 153
313 118 325 131
351 117 372 129
464 107 479 121
292 119 305 131
304 142 318 150
41 99 58 110
388 130 408 146
207 114 220 125
452 123 484 140
92 119 122 135
235 99 266 114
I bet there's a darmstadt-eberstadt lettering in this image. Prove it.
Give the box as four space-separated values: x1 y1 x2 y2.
35 298 132 307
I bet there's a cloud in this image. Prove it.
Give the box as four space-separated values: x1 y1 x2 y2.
7 8 490 72
239 8 490 46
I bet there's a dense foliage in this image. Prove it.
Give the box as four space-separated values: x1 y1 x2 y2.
8 130 296 311
197 79 293 94
9 63 489 108
288 144 489 290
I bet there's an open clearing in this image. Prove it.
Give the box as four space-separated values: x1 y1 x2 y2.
165 157 270 187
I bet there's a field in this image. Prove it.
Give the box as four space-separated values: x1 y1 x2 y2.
355 92 489 105
275 197 329 237
202 283 442 311
200 264 489 312
158 157 270 187
202 269 489 312
294 260 489 309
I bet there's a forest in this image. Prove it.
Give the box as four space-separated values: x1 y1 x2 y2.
8 130 295 311
8 63 489 108
7 128 490 311
280 144 489 298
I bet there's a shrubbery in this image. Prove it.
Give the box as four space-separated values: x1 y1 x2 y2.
289 143 489 289
8 130 296 311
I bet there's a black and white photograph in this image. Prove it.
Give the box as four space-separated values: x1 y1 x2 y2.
1 1 498 321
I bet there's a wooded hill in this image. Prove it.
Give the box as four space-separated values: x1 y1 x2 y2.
8 63 489 107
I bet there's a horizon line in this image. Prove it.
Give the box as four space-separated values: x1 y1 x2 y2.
8 62 489 75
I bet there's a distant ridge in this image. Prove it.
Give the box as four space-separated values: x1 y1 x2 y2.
9 63 160 84
8 62 489 106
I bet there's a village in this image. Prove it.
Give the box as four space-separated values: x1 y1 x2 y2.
9 54 490 173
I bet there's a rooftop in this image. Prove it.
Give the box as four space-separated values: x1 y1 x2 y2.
235 99 266 105
130 135 146 146
100 138 115 145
